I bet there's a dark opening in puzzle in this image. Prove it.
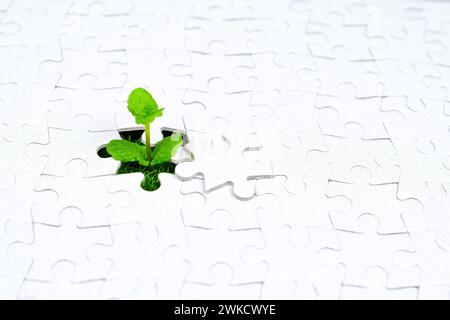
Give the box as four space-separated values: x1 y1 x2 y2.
97 127 188 192
96 87 188 191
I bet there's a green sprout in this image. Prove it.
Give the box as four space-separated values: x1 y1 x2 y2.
105 88 183 191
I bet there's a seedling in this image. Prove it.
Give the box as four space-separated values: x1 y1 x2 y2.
104 88 183 191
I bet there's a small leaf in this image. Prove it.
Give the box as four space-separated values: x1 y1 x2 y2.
151 133 183 165
106 140 149 166
127 88 164 125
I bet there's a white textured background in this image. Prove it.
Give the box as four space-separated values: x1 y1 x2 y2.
1 0 450 299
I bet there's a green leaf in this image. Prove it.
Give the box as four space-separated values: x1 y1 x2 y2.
106 140 149 166
127 88 164 125
151 133 183 165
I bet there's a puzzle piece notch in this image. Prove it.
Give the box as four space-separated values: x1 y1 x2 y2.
170 40 255 92
0 220 33 285
247 16 327 67
26 114 119 178
368 19 437 73
340 266 418 299
396 181 450 253
0 9 73 53
106 172 203 243
381 96 450 143
365 0 423 29
424 64 450 102
0 83 56 135
308 12 384 61
47 74 126 131
180 263 262 299
0 46 61 97
300 47 382 98
319 213 420 288
257 279 340 299
184 6 255 55
7 206 112 282
165 209 266 284
375 137 450 189
237 52 318 105
183 0 252 20
40 36 127 89
18 260 104 299
394 230 450 287
107 48 191 105
255 172 350 245
68 0 133 16
122 12 189 52
182 77 271 134
327 166 422 234
294 0 369 25
363 60 445 110
316 82 401 139
308 122 398 184
181 177 277 230
62 1 131 52
32 159 129 227
175 126 272 199
242 224 345 299
87 222 189 299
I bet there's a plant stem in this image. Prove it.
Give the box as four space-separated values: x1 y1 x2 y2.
145 123 151 161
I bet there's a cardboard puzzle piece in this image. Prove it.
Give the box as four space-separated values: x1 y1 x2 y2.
175 128 272 199
0 220 33 297
308 123 398 184
316 83 401 139
236 52 317 105
295 0 369 25
340 266 418 300
180 263 262 299
46 74 124 131
122 12 190 51
32 159 127 227
319 214 420 288
106 172 203 242
165 210 267 284
255 173 350 244
26 115 119 177
394 230 450 288
170 40 255 92
7 207 112 282
247 15 326 67
62 2 130 52
327 166 422 234
107 48 191 103
181 177 277 230
18 260 104 300
307 13 383 61
3 0 450 300
0 46 60 97
40 36 127 89
87 222 189 299
242 224 345 299
302 47 382 98
184 6 253 55
182 77 271 134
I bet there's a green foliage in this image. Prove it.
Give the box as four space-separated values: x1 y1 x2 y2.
104 87 184 191
151 133 183 165
127 88 164 125
106 139 149 166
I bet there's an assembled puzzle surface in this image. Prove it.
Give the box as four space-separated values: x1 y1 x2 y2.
2 0 450 299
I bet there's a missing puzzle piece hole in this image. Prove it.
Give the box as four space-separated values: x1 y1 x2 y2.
97 128 187 192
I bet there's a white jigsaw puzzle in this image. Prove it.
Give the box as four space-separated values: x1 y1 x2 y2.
3 0 450 300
